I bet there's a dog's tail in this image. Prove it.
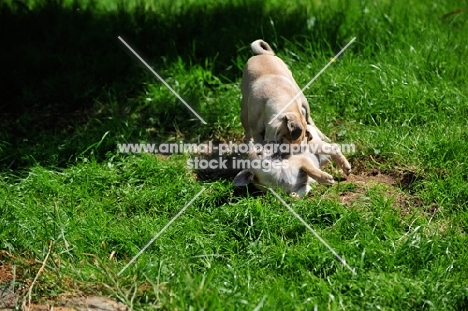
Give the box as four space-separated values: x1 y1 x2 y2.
251 39 275 56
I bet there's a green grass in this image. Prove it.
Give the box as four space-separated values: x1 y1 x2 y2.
1 0 468 309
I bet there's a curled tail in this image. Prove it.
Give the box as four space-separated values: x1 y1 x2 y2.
251 39 275 56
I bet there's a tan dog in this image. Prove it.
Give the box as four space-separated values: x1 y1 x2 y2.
233 125 351 197
241 39 312 145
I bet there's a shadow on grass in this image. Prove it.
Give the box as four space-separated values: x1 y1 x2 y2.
0 0 352 171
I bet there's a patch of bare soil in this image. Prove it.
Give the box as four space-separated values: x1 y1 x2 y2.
0 261 15 283
0 260 23 310
28 296 129 311
1 291 128 311
337 168 426 215
0 255 29 310
0 258 128 311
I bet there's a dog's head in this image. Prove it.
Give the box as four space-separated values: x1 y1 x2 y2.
232 147 323 197
232 150 284 192
275 113 311 145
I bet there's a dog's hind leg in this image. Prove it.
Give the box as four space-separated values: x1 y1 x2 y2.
308 139 351 175
290 155 334 185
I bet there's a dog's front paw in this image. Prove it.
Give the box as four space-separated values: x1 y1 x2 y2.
335 154 351 176
317 172 335 185
341 160 351 176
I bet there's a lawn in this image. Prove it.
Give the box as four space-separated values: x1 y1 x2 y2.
1 0 468 309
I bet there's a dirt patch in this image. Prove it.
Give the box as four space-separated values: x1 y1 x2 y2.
346 168 399 186
0 261 15 283
337 168 426 214
28 296 129 311
337 170 397 206
1 292 128 311
1 289 17 310
0 258 128 311
0 260 22 310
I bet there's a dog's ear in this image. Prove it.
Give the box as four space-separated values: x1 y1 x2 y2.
233 170 255 186
284 115 303 141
